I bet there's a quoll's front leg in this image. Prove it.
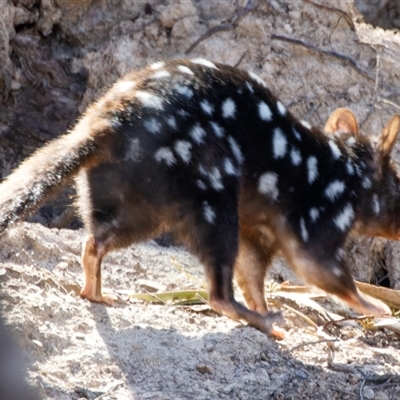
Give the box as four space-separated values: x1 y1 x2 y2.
183 194 285 338
80 235 117 305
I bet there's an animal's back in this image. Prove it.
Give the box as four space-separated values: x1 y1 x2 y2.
0 58 395 337
79 59 367 262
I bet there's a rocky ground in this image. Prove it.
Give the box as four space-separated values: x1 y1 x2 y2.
1 223 400 400
1 0 400 399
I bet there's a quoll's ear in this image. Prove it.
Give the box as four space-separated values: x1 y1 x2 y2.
379 115 400 158
324 108 359 136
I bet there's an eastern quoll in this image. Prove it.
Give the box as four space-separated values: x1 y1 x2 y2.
0 58 397 337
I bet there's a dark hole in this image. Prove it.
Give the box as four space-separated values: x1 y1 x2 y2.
355 0 400 30
144 3 153 15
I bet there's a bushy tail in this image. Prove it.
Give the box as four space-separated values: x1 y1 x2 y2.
0 113 111 234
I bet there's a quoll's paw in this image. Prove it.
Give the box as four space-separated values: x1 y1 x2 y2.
80 289 119 306
261 311 287 339
100 293 120 306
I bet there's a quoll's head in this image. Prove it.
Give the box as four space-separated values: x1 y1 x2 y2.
325 108 400 241
291 245 390 317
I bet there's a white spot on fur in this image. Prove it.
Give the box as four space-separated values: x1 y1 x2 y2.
272 128 287 158
259 101 273 121
258 172 279 200
199 165 223 191
290 148 302 166
166 116 177 130
362 177 372 189
309 207 319 222
325 180 345 201
150 61 165 70
328 140 341 159
277 101 286 116
332 266 343 277
300 120 311 130
248 71 267 88
190 124 206 144
144 118 162 134
198 164 207 176
222 98 236 119
178 109 189 119
300 219 308 241
154 147 176 166
224 158 237 175
197 180 207 190
210 122 224 138
209 167 224 190
152 70 170 79
203 202 216 224
334 204 354 231
126 138 141 161
200 100 214 115
307 156 318 184
174 141 192 164
292 128 302 141
176 85 193 98
191 58 218 69
346 162 354 175
135 91 163 110
373 194 380 214
335 248 346 261
228 136 243 163
346 136 356 146
178 65 194 75
245 81 254 93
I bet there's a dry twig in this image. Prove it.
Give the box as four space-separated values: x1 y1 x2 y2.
185 0 259 55
359 378 366 400
321 315 373 331
303 0 355 31
290 338 338 352
271 34 374 81
95 383 124 400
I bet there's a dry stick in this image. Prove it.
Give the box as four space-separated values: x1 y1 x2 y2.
328 15 344 44
303 0 355 31
359 378 366 400
270 34 375 82
234 51 248 68
374 49 380 97
322 315 372 330
281 303 318 330
290 338 338 352
95 383 123 400
185 24 233 55
185 0 259 55
328 363 357 374
379 97 400 111
329 385 358 398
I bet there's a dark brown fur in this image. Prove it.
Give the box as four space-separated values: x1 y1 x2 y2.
1 60 398 338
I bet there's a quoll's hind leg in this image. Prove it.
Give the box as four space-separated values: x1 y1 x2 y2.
79 217 162 305
80 235 116 305
182 197 284 337
235 227 278 313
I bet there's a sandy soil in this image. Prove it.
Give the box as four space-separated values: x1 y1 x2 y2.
0 224 399 399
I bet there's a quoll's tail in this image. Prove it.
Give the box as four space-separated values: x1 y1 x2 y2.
0 112 112 234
